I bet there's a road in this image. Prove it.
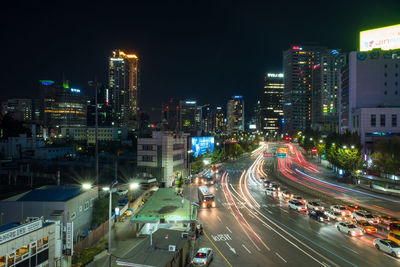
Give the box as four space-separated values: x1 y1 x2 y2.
189 144 400 266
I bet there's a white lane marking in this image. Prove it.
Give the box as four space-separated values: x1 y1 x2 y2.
276 252 287 263
341 245 359 255
280 208 289 213
226 226 232 233
217 216 222 222
265 209 273 214
225 242 237 254
242 244 252 254
322 262 331 267
263 223 272 230
248 213 255 218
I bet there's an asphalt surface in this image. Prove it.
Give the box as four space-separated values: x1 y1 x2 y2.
189 145 400 267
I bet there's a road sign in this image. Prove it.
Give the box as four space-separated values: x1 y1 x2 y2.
277 153 287 159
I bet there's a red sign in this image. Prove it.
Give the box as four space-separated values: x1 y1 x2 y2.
311 148 317 153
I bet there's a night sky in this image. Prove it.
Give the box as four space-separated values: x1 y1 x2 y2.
1 1 400 120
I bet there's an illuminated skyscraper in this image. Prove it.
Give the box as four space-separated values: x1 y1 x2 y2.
283 45 325 133
108 50 139 129
260 73 284 134
179 100 197 132
227 95 244 134
311 49 346 133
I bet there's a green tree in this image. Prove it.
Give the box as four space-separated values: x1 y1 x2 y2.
370 137 400 175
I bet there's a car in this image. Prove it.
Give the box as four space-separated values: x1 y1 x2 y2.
380 215 400 225
331 205 352 216
281 190 293 199
271 184 281 191
388 231 400 245
191 248 213 266
263 180 272 188
336 222 363 236
288 200 307 212
325 210 346 222
292 195 306 205
356 220 378 234
344 205 359 213
117 189 128 196
259 177 266 182
387 223 400 232
353 211 379 225
307 201 324 211
265 187 277 196
308 210 330 222
373 238 400 258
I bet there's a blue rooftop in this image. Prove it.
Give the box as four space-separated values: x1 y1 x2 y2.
17 185 84 202
0 222 20 233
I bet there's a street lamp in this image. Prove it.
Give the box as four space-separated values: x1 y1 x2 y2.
343 145 347 149
82 183 92 190
332 143 335 146
319 139 323 143
107 180 118 267
351 145 355 149
129 183 139 201
310 137 313 141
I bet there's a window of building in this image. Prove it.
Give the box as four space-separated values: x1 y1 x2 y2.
392 114 397 127
90 198 94 207
70 212 76 221
371 114 376 127
84 201 89 210
79 206 82 212
142 145 153 151
380 114 386 127
142 155 153 162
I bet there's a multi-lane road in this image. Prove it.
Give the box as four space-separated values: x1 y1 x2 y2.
191 143 400 266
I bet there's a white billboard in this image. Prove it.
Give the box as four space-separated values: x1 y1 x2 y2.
360 24 400 51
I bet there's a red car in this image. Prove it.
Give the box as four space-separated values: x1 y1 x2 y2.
345 205 359 213
387 223 400 231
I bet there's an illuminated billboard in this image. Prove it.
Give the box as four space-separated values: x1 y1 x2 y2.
360 24 400 51
191 137 214 157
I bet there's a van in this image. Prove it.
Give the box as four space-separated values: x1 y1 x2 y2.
388 231 400 245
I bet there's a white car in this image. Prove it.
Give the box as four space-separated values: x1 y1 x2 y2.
325 210 346 222
330 205 351 216
336 222 363 236
192 248 213 266
307 201 324 211
353 211 379 225
292 196 306 205
265 187 277 196
281 190 293 199
288 200 307 212
117 189 128 196
373 238 400 258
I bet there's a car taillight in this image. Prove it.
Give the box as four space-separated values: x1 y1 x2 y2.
212 202 216 207
202 203 206 208
204 261 207 265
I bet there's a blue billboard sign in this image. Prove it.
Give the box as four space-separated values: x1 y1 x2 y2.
191 137 214 157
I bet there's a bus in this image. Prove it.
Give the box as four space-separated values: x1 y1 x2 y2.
198 186 216 208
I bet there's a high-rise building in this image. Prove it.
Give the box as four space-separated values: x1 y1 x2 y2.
311 49 346 133
201 105 213 134
214 106 225 133
161 98 180 131
108 50 139 129
86 84 112 127
260 73 284 134
227 95 244 134
39 80 86 128
179 100 197 132
1 99 37 122
283 45 325 133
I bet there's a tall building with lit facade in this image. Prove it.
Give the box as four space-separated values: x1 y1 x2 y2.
108 50 139 130
161 98 180 131
179 100 197 132
215 106 225 133
260 73 284 134
283 45 325 133
39 80 86 128
1 99 39 122
311 49 346 133
227 95 244 134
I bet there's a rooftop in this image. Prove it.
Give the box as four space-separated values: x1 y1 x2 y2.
131 188 197 223
3 185 87 202
116 228 189 267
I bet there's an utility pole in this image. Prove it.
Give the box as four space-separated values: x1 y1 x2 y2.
95 78 99 186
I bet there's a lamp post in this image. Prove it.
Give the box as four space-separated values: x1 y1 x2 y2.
129 182 139 200
105 180 118 267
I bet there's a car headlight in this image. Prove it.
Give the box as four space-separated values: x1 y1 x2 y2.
351 231 355 236
212 202 216 207
203 260 207 265
202 203 206 208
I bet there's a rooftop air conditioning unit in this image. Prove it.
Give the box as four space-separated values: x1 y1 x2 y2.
168 245 176 252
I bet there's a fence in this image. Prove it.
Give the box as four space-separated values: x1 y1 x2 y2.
74 220 110 253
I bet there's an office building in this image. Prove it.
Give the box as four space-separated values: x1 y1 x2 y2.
339 49 400 151
86 84 113 127
39 80 86 128
137 131 189 187
227 96 244 134
283 45 325 133
260 73 284 134
1 99 38 122
0 185 98 247
0 218 62 267
311 49 346 133
179 101 197 132
201 105 213 134
60 126 128 145
215 106 225 133
108 50 139 129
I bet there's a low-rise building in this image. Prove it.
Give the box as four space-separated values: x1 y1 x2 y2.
0 185 98 247
0 218 62 267
137 132 189 186
351 107 400 152
60 127 129 145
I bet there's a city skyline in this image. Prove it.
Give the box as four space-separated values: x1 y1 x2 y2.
2 1 400 120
